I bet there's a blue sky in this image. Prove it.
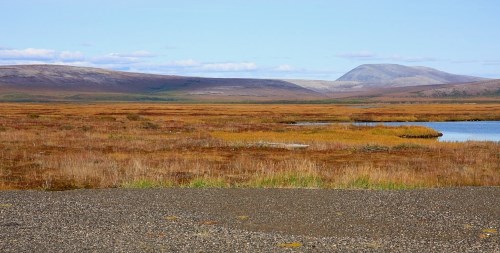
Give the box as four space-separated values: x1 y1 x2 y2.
1 0 499 80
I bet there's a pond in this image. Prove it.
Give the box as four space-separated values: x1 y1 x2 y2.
291 121 500 142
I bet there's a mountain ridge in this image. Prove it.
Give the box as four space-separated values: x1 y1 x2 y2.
0 64 497 102
0 64 324 101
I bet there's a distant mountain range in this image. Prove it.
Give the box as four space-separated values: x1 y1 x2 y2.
0 64 498 102
0 65 323 101
286 64 487 93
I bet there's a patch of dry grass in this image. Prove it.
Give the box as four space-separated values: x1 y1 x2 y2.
0 103 499 190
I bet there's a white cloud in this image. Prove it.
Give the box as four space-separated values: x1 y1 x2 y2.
336 51 377 59
110 50 156 58
0 47 344 79
0 48 57 60
275 64 295 72
387 55 437 62
336 51 438 63
169 59 200 67
201 62 257 71
59 51 85 62
90 54 142 65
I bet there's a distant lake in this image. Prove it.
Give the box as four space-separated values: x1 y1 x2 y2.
292 121 500 142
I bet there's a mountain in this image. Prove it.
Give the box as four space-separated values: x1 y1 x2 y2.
336 64 485 87
286 64 488 94
0 64 497 102
0 65 324 101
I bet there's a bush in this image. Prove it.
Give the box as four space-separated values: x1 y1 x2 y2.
392 143 427 150
60 125 75 130
27 113 40 119
141 121 160 130
126 113 141 121
81 126 93 132
361 144 389 152
97 116 116 121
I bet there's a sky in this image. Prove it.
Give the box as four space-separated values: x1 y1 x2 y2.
1 0 499 80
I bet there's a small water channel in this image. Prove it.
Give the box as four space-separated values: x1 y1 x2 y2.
291 121 500 142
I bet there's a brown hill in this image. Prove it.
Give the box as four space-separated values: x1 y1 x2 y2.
0 65 324 101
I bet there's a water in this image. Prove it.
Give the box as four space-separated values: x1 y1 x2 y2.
292 121 500 142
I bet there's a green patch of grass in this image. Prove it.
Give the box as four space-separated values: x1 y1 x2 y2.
392 143 428 150
121 179 173 188
344 176 418 190
361 144 390 152
188 177 228 188
249 173 323 188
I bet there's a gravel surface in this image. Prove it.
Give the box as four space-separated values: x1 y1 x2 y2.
1 187 499 252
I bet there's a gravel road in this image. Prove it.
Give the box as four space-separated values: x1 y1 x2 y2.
1 187 499 252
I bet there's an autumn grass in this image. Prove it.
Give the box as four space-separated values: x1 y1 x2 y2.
0 103 499 190
211 124 441 146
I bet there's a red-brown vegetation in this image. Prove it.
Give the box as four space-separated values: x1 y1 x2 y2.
0 103 498 190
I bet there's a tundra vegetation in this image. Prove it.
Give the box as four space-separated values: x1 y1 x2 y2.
0 103 499 190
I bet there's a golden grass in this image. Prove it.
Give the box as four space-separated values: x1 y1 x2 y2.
211 124 440 146
0 102 499 190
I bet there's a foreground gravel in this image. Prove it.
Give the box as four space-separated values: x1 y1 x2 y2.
1 187 499 252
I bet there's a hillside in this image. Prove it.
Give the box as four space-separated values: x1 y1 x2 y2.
336 64 485 87
408 79 500 98
0 65 324 101
322 79 500 102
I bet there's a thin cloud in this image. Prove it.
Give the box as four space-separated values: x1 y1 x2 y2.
89 55 142 65
110 50 156 58
386 55 438 62
201 62 257 72
59 51 85 62
275 64 295 72
451 60 479 64
336 51 377 59
0 47 342 79
0 47 156 66
80 42 94 47
0 48 57 61
336 51 439 63
451 59 500 65
482 60 500 66
169 59 200 67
